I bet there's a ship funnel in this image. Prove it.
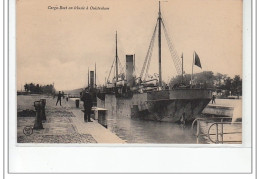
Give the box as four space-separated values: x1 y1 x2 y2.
90 71 94 89
126 55 134 87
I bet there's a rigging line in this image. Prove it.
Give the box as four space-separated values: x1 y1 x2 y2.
144 39 155 80
134 65 140 76
144 20 159 80
144 29 157 80
107 57 116 83
96 75 101 86
140 21 158 79
140 20 159 79
162 14 182 74
164 25 182 73
162 33 182 75
118 57 125 74
133 56 139 77
114 59 116 80
161 19 182 72
115 33 125 77
140 36 154 79
167 45 182 71
161 14 181 55
161 19 182 75
117 35 127 60
168 41 182 66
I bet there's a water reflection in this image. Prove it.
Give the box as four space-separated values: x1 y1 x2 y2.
106 118 197 144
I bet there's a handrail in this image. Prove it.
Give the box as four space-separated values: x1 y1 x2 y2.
207 122 242 144
191 117 232 135
191 117 241 144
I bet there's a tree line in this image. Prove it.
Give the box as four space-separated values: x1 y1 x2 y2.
169 71 242 97
23 83 56 94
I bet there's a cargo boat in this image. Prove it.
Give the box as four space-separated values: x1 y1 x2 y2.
96 2 212 122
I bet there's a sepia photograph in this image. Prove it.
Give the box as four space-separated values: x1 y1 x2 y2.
16 0 243 144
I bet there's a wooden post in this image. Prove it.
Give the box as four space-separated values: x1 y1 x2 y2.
196 120 200 144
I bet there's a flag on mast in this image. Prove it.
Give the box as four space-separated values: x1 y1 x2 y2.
194 51 202 68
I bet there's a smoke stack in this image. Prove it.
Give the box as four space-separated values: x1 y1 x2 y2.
90 71 94 89
126 55 134 87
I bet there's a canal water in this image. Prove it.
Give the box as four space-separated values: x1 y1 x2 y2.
71 98 242 144
105 99 242 144
106 118 197 144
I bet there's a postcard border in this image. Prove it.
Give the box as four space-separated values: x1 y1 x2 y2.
3 0 257 176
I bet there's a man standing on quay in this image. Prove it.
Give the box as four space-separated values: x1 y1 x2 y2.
56 91 62 106
81 88 93 122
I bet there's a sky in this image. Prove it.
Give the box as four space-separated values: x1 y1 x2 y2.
17 0 243 91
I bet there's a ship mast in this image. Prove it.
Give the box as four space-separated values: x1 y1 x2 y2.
181 53 184 83
158 1 162 87
95 62 96 88
115 31 119 82
88 67 89 88
140 1 182 83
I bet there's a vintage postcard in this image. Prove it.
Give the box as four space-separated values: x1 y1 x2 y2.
6 0 255 175
16 0 243 145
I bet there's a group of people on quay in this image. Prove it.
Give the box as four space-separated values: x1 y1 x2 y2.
53 88 93 123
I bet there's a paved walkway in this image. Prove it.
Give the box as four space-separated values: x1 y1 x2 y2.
17 95 125 144
65 98 125 143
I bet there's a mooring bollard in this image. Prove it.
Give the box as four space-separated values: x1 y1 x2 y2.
75 99 79 108
40 99 47 122
33 101 44 130
94 108 108 128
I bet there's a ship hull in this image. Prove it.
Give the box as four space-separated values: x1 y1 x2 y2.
97 89 212 122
